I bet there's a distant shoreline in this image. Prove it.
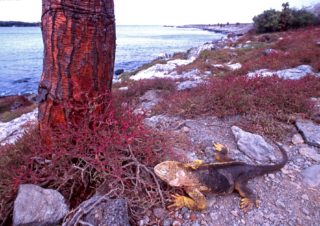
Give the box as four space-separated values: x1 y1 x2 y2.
0 21 40 27
177 23 253 36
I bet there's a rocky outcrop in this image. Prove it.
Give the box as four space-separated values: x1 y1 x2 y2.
176 79 204 91
231 126 276 162
13 184 68 226
295 119 320 148
0 109 38 145
247 65 319 80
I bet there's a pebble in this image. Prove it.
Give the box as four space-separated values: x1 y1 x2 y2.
210 212 218 220
301 194 309 200
172 220 182 226
182 126 190 133
163 218 173 226
302 208 310 215
292 134 304 145
231 210 238 217
180 207 189 214
153 208 167 219
268 174 275 179
183 212 191 220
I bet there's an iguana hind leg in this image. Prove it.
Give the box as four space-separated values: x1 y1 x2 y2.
169 188 207 211
235 179 260 211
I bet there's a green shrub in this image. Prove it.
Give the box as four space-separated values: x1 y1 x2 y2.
253 9 281 33
253 2 318 33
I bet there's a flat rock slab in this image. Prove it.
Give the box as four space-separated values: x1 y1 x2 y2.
301 165 320 187
13 184 68 226
295 119 320 148
231 126 276 162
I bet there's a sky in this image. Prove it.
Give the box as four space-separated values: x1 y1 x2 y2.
0 0 318 25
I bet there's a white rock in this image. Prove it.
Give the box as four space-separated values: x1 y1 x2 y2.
0 109 38 145
231 126 276 162
130 58 194 80
299 147 320 162
247 65 318 80
226 62 242 71
13 184 68 226
176 80 204 91
118 86 129 91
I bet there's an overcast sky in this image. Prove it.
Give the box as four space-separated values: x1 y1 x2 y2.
0 0 318 25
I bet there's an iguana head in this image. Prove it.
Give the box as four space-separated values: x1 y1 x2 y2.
154 161 188 187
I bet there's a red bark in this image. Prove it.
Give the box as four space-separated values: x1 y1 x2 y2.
38 0 116 139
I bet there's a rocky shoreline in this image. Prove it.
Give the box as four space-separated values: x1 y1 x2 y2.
177 23 253 36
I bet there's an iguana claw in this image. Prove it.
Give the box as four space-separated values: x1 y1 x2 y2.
185 159 204 170
240 197 254 211
240 198 260 211
168 194 195 210
213 143 226 152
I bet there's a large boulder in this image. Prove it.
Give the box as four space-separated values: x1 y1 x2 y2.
63 196 130 226
13 184 69 226
295 119 320 148
231 126 276 162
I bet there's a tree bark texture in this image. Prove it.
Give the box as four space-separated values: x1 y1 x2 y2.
38 0 115 135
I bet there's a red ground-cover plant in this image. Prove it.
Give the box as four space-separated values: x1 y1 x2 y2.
239 27 320 73
114 78 176 107
0 93 175 224
154 75 320 138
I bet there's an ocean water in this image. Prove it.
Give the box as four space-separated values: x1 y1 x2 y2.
0 25 223 96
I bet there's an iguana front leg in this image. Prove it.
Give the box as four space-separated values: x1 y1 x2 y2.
213 143 233 162
169 187 207 211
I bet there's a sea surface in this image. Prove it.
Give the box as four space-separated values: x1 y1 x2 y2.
0 25 223 96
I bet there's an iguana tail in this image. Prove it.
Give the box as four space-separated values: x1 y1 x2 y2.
254 143 288 176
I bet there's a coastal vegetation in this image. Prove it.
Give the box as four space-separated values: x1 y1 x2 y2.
253 2 318 33
1 2 320 225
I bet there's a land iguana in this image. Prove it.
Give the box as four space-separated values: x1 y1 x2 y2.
154 143 288 211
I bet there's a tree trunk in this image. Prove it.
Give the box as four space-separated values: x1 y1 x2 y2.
38 0 116 139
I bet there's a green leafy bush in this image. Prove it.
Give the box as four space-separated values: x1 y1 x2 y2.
253 2 318 33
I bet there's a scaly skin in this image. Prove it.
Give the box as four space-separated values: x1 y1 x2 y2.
154 143 288 211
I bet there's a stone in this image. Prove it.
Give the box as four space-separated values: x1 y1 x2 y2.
72 196 130 226
247 65 318 80
118 86 129 91
172 220 182 226
263 48 280 56
135 90 162 114
13 184 68 226
299 147 320 161
115 69 124 75
301 165 320 187
231 126 276 162
163 218 173 226
176 80 204 91
292 133 304 145
226 63 242 71
295 119 320 148
0 109 38 145
153 208 168 219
